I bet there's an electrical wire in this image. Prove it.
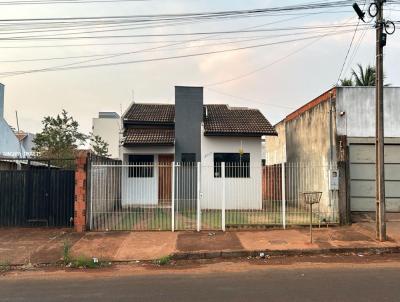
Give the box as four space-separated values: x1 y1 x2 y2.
0 29 361 78
0 24 369 41
0 0 149 4
0 27 358 63
336 1 369 84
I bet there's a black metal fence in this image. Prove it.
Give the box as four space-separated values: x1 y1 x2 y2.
0 158 75 227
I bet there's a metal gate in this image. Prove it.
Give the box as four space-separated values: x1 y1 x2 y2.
88 161 339 231
349 143 400 212
0 158 75 227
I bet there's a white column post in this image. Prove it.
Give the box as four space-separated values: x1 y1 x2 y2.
196 162 201 232
222 162 226 232
282 162 286 229
171 161 175 232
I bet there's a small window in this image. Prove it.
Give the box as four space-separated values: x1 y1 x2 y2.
214 153 250 178
181 153 196 163
128 155 154 178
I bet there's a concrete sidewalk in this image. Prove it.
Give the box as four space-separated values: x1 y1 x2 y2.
1 222 399 265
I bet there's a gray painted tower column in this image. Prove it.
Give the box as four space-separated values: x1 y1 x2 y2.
174 86 203 162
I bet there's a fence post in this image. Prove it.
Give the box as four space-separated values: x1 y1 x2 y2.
74 151 89 232
222 162 226 232
196 162 201 232
171 161 175 232
89 160 93 231
282 162 286 229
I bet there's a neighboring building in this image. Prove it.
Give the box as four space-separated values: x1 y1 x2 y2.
0 83 27 157
98 86 277 209
15 131 35 154
92 111 121 159
266 86 400 220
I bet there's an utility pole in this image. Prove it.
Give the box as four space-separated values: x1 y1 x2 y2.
375 0 386 241
353 0 396 241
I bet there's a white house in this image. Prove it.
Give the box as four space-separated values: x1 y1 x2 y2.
0 83 28 157
92 111 121 159
93 86 277 210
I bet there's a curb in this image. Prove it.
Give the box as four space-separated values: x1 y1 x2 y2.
171 246 400 260
4 246 400 269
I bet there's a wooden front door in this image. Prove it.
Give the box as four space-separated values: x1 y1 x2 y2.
158 155 174 205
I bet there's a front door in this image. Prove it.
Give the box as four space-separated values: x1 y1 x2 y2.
158 155 174 205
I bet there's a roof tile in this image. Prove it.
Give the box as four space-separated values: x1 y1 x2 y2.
124 104 174 124
203 105 276 136
123 103 276 137
124 128 174 145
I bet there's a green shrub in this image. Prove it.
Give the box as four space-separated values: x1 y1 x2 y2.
68 256 110 269
72 256 99 269
63 240 72 265
155 255 172 266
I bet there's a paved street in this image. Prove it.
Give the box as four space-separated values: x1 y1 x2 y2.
1 263 400 302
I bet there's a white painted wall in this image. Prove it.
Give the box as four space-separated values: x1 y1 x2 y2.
120 145 174 158
200 128 263 210
120 133 264 210
336 87 400 137
0 83 26 157
120 147 174 206
92 116 121 159
0 118 26 157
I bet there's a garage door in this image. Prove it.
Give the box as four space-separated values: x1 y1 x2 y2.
350 143 400 212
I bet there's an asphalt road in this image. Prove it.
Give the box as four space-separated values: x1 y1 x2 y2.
1 266 400 302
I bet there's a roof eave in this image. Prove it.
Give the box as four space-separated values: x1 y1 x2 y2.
123 142 175 147
204 131 277 137
123 120 175 126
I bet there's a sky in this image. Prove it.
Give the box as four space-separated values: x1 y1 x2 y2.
0 0 399 135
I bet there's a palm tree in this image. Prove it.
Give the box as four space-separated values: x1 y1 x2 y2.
351 64 376 86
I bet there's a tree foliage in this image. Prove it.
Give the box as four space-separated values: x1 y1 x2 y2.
340 77 354 86
90 133 110 157
340 64 390 87
33 110 87 158
351 64 376 86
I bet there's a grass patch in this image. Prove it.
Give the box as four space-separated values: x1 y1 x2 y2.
108 208 172 231
154 255 172 266
0 261 11 273
62 240 72 265
62 242 110 269
68 256 110 269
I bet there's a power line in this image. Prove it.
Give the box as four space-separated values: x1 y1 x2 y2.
0 28 357 63
336 1 368 84
0 24 368 41
205 18 358 87
206 88 295 110
342 26 368 77
0 0 149 4
0 29 360 78
0 1 358 24
0 10 354 36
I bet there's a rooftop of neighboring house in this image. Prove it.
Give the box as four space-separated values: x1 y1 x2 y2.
15 130 28 142
122 103 277 146
275 86 400 127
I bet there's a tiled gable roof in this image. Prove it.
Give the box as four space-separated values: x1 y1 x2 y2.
122 103 276 145
123 128 174 145
124 103 174 124
203 105 276 136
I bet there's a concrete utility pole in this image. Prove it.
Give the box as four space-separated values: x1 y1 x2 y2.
353 0 396 241
375 0 386 241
